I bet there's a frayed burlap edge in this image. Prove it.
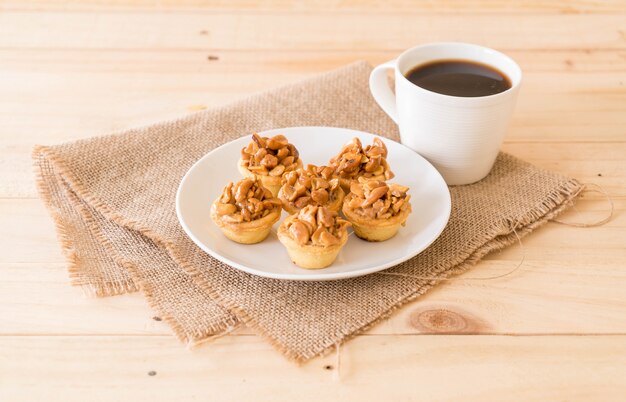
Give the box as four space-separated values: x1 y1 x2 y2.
33 145 239 344
32 148 138 297
33 142 584 363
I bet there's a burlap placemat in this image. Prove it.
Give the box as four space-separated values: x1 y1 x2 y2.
33 61 583 362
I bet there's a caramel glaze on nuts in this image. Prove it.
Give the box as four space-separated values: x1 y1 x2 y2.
240 133 300 177
284 205 351 247
328 137 394 182
213 177 282 224
278 164 345 214
345 177 411 221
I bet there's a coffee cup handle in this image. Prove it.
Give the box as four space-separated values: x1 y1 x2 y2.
369 60 399 124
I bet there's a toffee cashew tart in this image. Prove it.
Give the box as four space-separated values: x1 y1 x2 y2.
342 178 411 242
278 205 351 269
239 133 303 197
278 164 345 215
211 177 282 244
328 137 394 192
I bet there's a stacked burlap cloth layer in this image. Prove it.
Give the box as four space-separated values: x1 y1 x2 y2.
34 61 583 362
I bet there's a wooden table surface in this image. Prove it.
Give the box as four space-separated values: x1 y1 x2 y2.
1 1 625 400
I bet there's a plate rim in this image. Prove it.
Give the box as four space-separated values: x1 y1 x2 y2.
176 126 451 281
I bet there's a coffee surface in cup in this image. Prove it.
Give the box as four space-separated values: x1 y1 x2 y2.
405 60 511 97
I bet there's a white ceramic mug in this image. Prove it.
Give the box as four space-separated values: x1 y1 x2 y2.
369 42 522 185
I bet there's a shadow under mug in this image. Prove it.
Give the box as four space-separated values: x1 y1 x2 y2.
369 42 522 185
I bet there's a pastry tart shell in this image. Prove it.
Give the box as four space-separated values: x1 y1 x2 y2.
211 202 281 244
277 215 349 269
342 198 411 242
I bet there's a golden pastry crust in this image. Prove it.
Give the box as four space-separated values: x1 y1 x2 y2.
277 205 351 269
342 178 411 242
328 137 394 191
238 133 303 197
211 178 282 244
278 164 345 215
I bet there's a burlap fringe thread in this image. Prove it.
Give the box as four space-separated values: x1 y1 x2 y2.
33 146 240 344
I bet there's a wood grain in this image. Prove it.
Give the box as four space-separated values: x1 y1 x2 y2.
1 335 625 401
3 256 626 336
1 12 624 51
2 0 626 14
3 48 626 73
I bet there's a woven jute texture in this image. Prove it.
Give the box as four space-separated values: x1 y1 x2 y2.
34 61 583 362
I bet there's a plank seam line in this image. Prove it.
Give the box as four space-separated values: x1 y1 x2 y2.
1 47 625 52
1 333 625 337
2 9 626 16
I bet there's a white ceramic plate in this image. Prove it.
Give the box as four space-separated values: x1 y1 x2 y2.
176 127 451 281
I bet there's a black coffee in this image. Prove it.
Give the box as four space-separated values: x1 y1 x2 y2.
405 59 511 97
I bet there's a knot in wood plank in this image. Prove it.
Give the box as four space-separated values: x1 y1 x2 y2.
409 307 486 334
